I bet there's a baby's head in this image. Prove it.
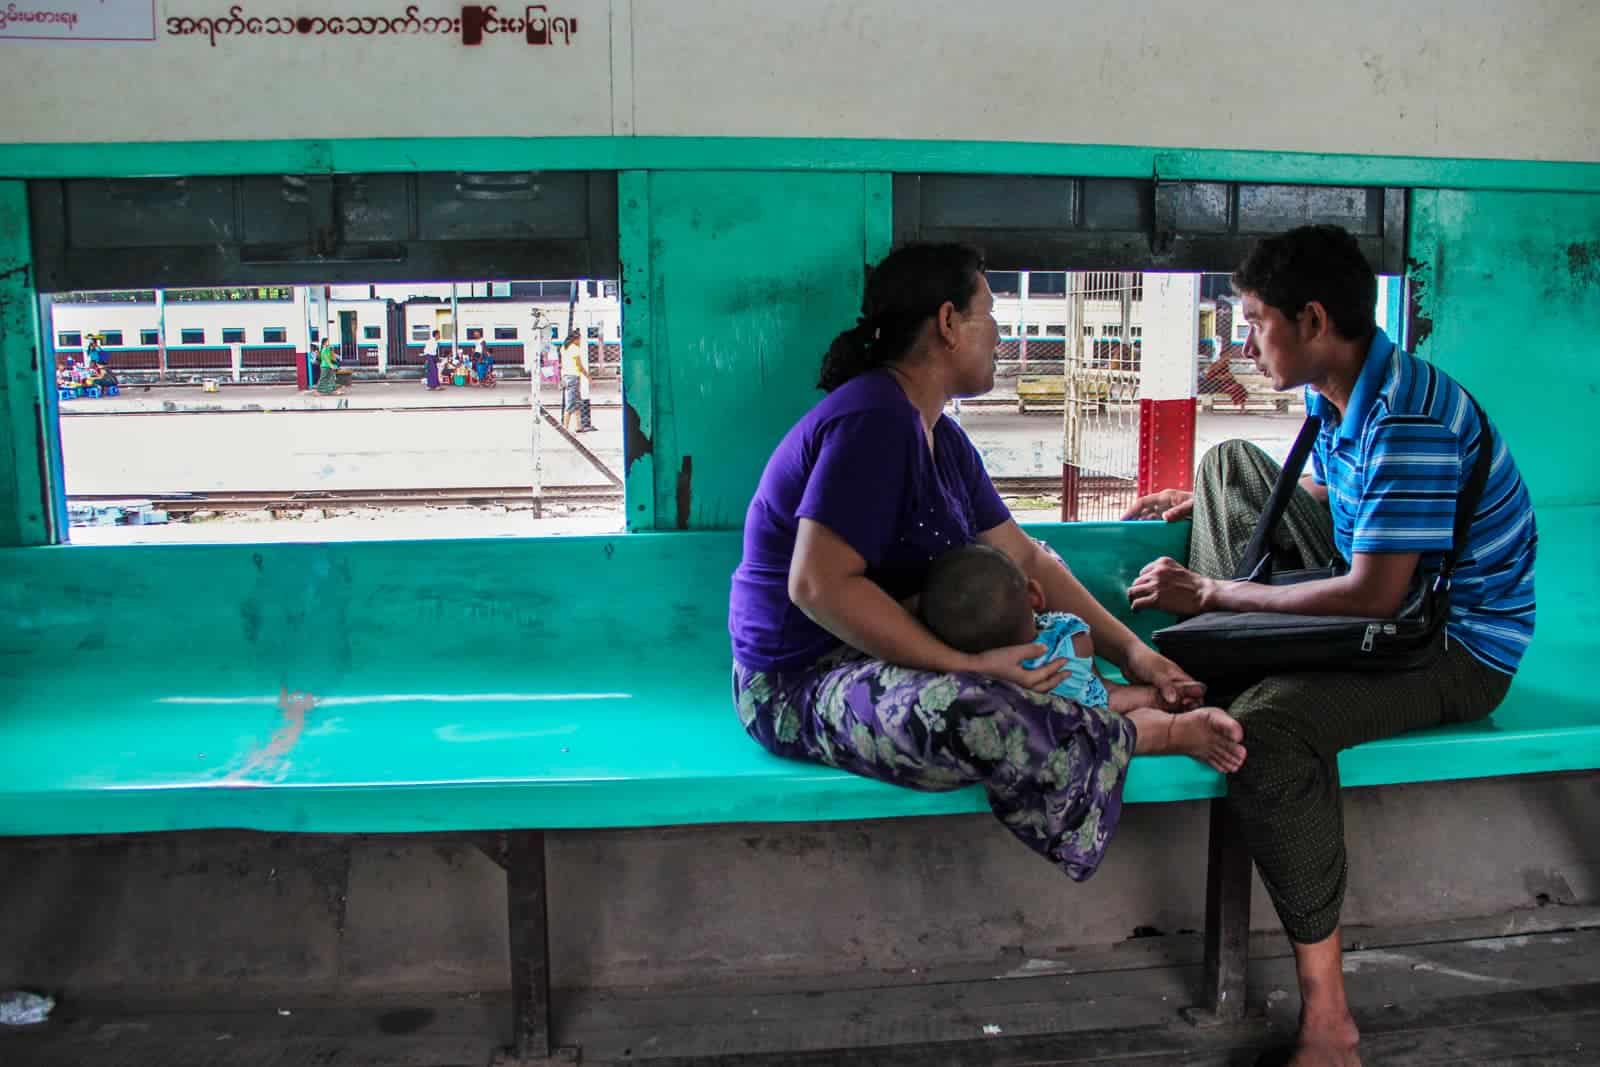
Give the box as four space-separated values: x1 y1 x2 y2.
920 544 1041 654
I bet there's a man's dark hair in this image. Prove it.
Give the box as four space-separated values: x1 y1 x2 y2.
1232 224 1377 342
920 544 1033 654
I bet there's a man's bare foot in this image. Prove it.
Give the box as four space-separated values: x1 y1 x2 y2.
1285 1014 1361 1066
1128 707 1245 773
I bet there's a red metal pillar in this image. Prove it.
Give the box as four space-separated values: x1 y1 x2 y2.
1138 397 1197 496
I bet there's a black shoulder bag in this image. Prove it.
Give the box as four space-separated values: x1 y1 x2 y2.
1152 396 1493 695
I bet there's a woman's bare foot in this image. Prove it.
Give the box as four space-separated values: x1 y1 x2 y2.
1107 682 1159 714
1128 707 1245 774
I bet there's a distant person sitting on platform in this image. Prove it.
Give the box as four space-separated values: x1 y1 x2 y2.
471 343 494 385
920 544 1160 713
85 359 117 390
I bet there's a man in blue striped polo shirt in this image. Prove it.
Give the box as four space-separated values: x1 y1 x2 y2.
1123 225 1536 1067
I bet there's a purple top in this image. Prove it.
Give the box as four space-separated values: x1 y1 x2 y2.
729 370 1011 672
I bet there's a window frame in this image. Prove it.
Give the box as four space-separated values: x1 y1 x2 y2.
262 327 288 344
179 328 206 345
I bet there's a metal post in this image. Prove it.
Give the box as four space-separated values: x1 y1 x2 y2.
1183 798 1253 1026
155 288 168 382
450 282 460 366
504 831 555 1063
530 339 544 520
1061 274 1084 522
1018 270 1030 372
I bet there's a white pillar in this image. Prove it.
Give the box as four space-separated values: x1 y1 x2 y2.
1018 270 1030 371
377 330 388 376
1138 273 1200 401
230 343 242 382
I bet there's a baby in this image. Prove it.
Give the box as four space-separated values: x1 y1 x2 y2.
919 543 1158 712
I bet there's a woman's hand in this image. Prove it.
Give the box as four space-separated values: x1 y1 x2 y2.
1124 644 1206 710
966 643 1069 693
1121 489 1195 522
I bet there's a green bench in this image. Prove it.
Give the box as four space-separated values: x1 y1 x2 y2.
1 512 1594 1063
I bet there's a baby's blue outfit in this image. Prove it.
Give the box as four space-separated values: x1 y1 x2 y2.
1022 611 1109 709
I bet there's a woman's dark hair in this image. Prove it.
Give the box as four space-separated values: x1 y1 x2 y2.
1231 224 1377 342
817 243 986 392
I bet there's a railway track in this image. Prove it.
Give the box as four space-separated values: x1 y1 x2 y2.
70 476 1127 515
69 485 623 513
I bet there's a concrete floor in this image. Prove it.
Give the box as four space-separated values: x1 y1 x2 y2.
6 918 1599 1065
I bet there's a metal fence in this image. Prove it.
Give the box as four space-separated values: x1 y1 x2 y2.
1062 272 1143 522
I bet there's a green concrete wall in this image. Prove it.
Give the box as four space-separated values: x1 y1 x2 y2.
1 144 1598 543
0 181 52 547
622 170 891 530
1409 189 1600 508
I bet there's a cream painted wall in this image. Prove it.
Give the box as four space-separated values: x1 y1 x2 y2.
0 0 617 142
1 0 1596 162
629 0 1599 161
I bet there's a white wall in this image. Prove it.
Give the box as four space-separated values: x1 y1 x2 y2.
2 1 1596 162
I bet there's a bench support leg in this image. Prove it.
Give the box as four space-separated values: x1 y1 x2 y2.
1183 798 1252 1027
492 830 578 1065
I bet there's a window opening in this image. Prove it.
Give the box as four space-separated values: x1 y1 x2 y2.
970 269 1402 523
50 278 625 544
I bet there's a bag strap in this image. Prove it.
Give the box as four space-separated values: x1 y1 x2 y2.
1233 414 1321 581
1235 390 1496 585
1438 392 1495 589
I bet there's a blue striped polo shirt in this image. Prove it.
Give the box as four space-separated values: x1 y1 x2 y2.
1307 329 1537 674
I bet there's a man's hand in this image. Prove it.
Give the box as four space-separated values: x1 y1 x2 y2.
1128 557 1217 616
1121 489 1195 522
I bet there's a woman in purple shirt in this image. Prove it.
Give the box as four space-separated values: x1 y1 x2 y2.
729 244 1245 881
